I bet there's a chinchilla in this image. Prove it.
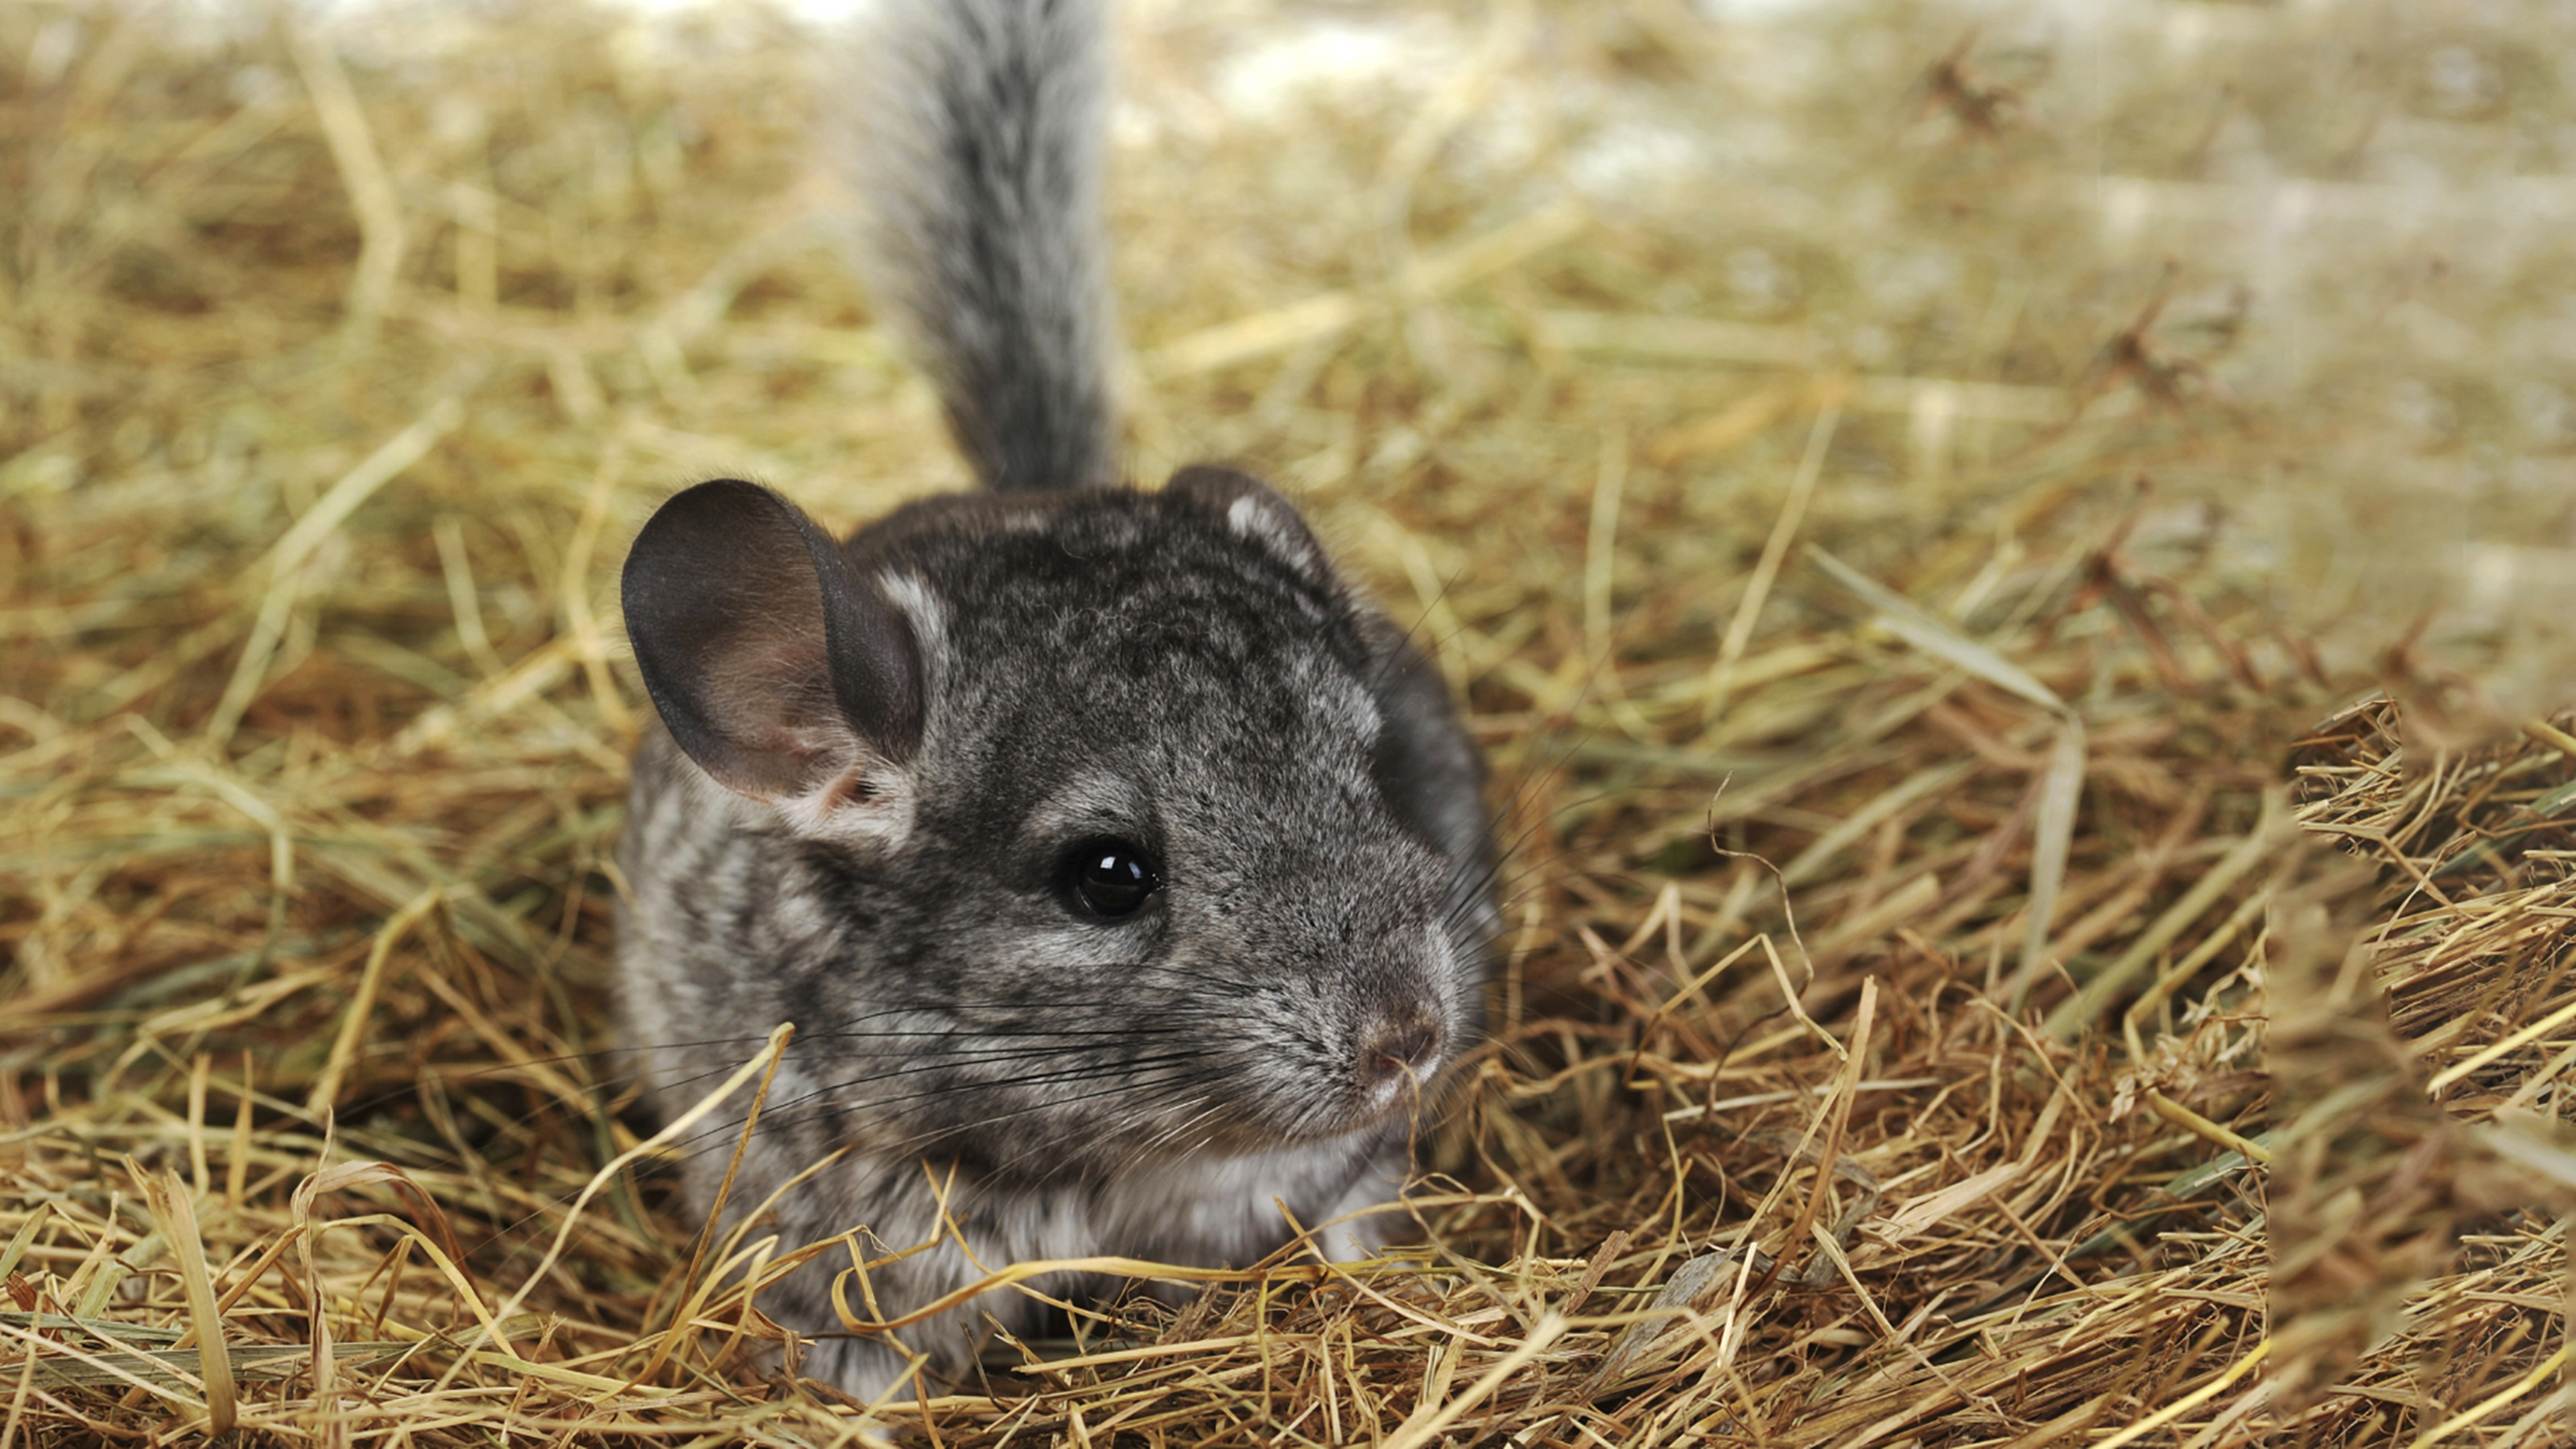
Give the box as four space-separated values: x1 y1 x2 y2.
613 0 1496 1402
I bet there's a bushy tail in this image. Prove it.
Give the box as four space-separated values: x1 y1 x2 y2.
836 0 1119 494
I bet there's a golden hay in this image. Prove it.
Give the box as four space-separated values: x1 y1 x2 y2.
5 0 2574 1443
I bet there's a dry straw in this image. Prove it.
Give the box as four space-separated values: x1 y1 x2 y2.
4 0 2574 1443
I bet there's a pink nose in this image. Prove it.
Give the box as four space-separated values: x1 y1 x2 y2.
1356 1018 1442 1098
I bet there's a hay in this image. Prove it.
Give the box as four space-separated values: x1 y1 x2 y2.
3 0 2574 1443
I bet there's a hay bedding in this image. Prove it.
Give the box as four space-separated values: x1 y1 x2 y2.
2 0 2573 1443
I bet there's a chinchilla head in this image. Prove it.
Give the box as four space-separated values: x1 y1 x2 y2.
620 467 1491 1179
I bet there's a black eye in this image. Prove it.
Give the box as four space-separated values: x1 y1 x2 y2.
1059 837 1160 920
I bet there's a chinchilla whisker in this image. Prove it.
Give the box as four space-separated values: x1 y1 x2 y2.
804 1038 1224 1080
1364 562 1473 699
1437 776 1661 945
831 1049 1233 1113
415 1026 1253 1181
422 1032 783 1091
624 1001 1220 1072
675 1051 1232 1150
758 1071 1238 1170
660 1048 1240 1158
562 1040 1059 1131
1485 715 1607 820
667 1088 1166 1172
1479 1034 1551 1082
1435 799 1568 913
786 1019 1195 1046
800 1009 1232 1044
1099 1100 1229 1180
786 993 1201 1039
778 1046 1130 1085
1072 960 1268 993
985 1087 1224 1179
1479 777 1630 878
646 1034 1241 1149
814 965 1268 1014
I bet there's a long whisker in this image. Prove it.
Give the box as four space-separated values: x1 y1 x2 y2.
656 1047 1241 1162
836 1066 1242 1167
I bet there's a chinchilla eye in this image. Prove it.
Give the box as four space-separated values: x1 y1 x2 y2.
1059 837 1160 919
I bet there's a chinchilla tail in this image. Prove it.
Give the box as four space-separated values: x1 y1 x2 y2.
836 0 1120 494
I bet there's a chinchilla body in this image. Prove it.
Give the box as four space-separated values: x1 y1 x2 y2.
613 0 1493 1401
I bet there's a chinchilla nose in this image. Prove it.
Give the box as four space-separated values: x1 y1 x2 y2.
1354 1014 1443 1106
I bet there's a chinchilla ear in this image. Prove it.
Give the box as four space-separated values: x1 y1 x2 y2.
1165 464 1334 584
621 479 923 802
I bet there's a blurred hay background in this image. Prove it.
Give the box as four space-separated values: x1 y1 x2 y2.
5 0 2576 1442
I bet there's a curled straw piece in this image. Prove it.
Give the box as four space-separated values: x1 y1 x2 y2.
491 1023 798 1360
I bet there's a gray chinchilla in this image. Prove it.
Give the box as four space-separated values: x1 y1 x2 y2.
614 0 1495 1402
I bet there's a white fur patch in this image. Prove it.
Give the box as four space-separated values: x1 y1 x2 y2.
772 755 919 852
1224 493 1319 572
1315 667 1381 745
877 569 951 685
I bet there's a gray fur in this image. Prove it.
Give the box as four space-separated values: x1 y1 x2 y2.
834 0 1118 493
616 0 1494 1406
